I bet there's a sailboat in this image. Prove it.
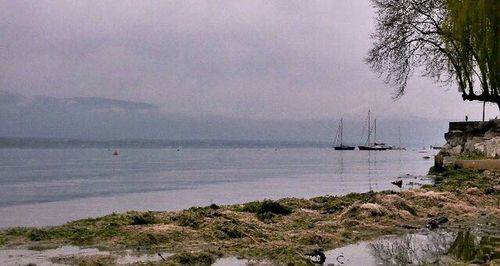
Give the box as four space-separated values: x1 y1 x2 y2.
333 118 355 150
358 110 390 151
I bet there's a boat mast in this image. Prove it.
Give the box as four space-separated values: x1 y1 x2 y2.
374 118 377 144
366 110 371 145
333 119 340 147
340 118 343 146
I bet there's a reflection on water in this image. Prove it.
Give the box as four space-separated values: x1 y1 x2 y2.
447 228 499 264
370 232 454 265
0 246 168 266
326 222 499 265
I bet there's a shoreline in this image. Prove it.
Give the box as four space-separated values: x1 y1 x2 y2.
0 174 431 228
1 169 498 265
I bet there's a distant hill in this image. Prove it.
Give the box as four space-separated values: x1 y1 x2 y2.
0 91 448 146
68 97 157 111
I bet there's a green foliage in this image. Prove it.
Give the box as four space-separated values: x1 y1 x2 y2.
28 224 121 245
29 229 54 241
50 254 116 265
172 213 202 228
0 228 35 246
457 150 488 160
20 213 143 245
238 200 292 221
169 252 216 266
130 212 158 225
208 203 220 210
237 201 259 213
257 200 292 216
448 229 479 261
187 204 220 213
311 191 376 213
214 221 243 239
394 201 417 216
341 229 353 239
289 217 315 230
171 204 222 228
368 0 500 108
433 168 498 194
5 227 29 236
443 0 499 104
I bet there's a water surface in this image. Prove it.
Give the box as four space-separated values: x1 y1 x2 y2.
0 148 433 227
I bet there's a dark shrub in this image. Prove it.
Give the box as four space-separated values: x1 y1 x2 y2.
239 200 292 221
170 252 215 265
131 212 157 225
29 229 51 241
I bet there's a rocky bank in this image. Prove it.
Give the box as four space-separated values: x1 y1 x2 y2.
435 119 500 169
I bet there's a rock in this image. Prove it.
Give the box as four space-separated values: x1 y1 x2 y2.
426 216 448 229
450 145 463 156
306 249 326 264
483 130 498 140
474 142 486 153
447 131 464 146
435 120 500 169
391 180 403 188
465 187 482 195
442 156 457 167
464 137 484 153
484 137 500 157
360 203 385 216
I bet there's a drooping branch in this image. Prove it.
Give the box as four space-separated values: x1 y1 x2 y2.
367 0 500 111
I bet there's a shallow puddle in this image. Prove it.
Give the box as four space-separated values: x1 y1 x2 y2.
324 241 379 265
0 246 108 266
325 221 499 266
0 246 168 266
325 232 455 265
213 257 272 266
212 257 248 266
115 252 164 264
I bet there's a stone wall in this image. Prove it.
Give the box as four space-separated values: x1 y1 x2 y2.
435 119 500 169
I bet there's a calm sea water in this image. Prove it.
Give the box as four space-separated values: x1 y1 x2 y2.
0 148 434 227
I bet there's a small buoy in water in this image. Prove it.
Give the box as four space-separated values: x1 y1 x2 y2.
113 150 119 156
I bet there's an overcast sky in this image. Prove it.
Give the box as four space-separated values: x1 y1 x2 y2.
0 0 496 121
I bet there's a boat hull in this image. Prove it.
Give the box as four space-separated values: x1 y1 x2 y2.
358 146 389 151
334 146 355 150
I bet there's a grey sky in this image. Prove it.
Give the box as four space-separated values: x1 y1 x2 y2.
0 0 496 121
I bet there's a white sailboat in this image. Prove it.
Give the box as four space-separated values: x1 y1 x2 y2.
358 110 390 151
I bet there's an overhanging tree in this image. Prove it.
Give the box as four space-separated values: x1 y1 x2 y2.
367 0 500 110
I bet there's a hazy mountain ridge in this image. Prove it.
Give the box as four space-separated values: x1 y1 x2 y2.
69 97 157 110
0 92 448 146
0 91 157 111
